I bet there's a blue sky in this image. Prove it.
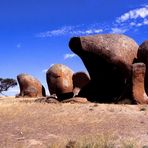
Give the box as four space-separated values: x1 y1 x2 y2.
0 0 148 96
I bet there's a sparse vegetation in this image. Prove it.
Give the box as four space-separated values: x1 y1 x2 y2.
121 139 137 148
0 78 17 96
50 136 137 148
0 97 147 147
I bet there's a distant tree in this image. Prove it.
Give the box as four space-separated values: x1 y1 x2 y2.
0 78 17 96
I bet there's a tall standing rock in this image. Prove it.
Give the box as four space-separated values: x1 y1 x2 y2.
17 73 46 97
132 63 148 104
137 40 148 95
69 34 138 103
46 64 74 101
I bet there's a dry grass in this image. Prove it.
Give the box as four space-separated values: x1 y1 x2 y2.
0 97 148 148
49 135 138 148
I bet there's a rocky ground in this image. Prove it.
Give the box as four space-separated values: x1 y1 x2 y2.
0 97 148 148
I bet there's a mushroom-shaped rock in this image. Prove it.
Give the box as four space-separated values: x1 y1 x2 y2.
17 73 46 97
46 64 74 101
137 41 148 95
72 72 90 96
69 34 138 103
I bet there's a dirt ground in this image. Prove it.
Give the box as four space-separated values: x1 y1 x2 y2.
0 97 148 148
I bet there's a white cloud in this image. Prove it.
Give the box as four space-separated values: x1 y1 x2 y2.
130 22 136 26
38 26 73 37
143 18 148 24
129 18 148 27
71 29 103 35
37 25 103 37
116 5 148 23
64 53 77 60
94 29 103 33
111 28 127 34
112 5 148 33
37 5 148 38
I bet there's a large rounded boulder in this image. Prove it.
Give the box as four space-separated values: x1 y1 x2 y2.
69 34 139 102
46 64 74 101
17 73 46 97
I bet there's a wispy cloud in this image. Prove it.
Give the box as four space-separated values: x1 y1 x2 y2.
37 5 148 37
129 18 148 27
71 28 103 35
64 53 77 60
111 27 128 34
37 25 103 37
38 26 73 37
116 5 148 23
111 5 148 33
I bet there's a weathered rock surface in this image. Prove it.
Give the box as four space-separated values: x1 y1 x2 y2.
72 72 90 96
62 97 88 103
46 64 74 101
137 40 148 95
69 34 139 103
45 98 59 104
17 73 46 97
132 63 148 104
35 97 59 104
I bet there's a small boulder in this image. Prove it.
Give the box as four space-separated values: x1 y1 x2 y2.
17 73 46 97
46 64 74 101
72 72 90 96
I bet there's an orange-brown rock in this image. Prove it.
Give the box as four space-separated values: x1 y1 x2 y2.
132 63 148 104
69 34 138 103
137 40 148 95
45 98 59 104
62 97 88 103
17 73 46 97
46 64 74 101
72 72 90 96
35 97 59 104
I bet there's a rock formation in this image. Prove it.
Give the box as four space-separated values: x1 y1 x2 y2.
137 41 148 95
132 63 148 104
17 73 46 97
62 97 88 103
46 64 74 101
69 34 139 103
72 72 90 96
